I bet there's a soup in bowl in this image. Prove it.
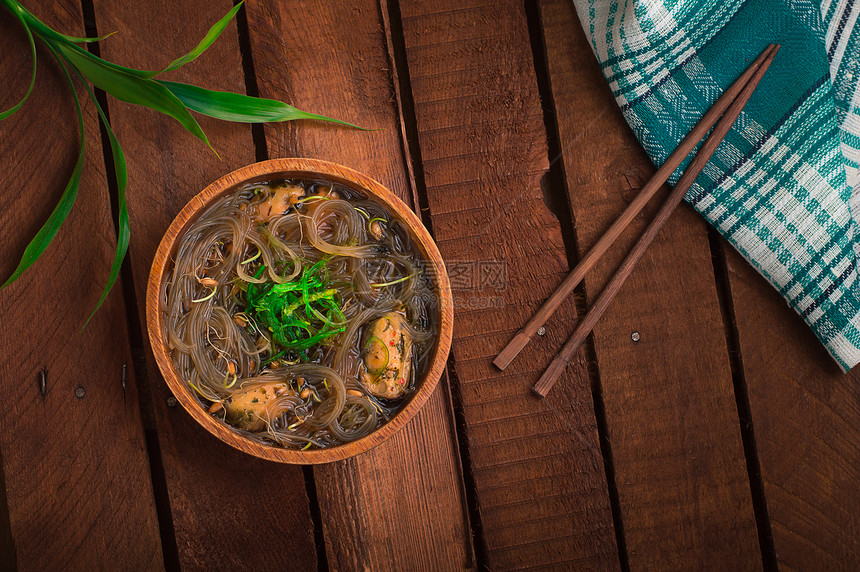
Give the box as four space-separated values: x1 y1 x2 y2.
146 159 453 463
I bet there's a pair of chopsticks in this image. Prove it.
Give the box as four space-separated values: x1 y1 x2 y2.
494 43 780 397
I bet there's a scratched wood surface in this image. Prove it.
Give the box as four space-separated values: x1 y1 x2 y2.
537 1 762 569
0 1 163 569
2 0 859 569
398 0 620 568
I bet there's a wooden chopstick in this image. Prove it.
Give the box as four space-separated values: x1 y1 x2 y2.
531 44 779 398
493 44 778 372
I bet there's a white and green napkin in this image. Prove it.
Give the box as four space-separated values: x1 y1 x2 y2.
574 0 860 370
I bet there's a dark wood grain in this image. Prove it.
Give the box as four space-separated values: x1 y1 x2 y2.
726 247 860 569
534 44 777 397
539 0 761 568
89 1 317 568
245 0 475 567
0 1 162 568
5 0 855 568
398 0 620 568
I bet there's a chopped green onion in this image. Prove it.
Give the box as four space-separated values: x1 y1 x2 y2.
364 336 389 374
247 258 345 354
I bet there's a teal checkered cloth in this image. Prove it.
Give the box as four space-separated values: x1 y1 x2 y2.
573 0 860 371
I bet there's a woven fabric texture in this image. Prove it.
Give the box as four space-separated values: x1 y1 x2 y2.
573 0 860 370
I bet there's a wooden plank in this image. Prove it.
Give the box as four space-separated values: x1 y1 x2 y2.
88 1 317 568
726 248 860 569
399 0 620 569
245 0 474 568
0 2 162 568
538 0 762 568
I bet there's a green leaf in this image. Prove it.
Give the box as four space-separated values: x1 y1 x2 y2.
21 0 241 81
76 73 130 326
53 40 214 150
45 41 130 324
68 30 118 44
0 1 37 120
4 0 117 45
52 39 155 78
157 2 243 75
14 4 152 79
1 50 85 289
160 81 367 129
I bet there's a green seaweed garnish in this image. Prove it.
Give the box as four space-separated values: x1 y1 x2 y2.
248 259 346 357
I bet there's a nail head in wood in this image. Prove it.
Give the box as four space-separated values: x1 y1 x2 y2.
38 368 47 397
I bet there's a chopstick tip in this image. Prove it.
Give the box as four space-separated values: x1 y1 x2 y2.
531 385 548 398
494 333 531 370
532 357 568 397
492 355 511 371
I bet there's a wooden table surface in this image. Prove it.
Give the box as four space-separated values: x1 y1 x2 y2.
2 0 859 569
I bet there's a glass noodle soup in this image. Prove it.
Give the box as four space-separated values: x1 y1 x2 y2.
160 179 437 450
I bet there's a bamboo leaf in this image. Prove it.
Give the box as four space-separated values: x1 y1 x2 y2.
52 39 154 78
0 0 367 323
69 30 117 44
4 0 117 45
72 67 130 326
26 0 241 81
160 81 367 129
53 40 214 150
1 51 85 289
0 2 36 120
157 2 243 75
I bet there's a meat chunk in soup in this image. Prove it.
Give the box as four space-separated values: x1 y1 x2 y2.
257 184 303 221
224 382 293 431
359 312 412 399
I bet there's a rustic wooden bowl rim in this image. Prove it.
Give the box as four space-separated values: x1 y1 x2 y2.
146 158 453 464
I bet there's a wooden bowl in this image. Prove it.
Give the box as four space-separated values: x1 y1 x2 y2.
146 159 453 464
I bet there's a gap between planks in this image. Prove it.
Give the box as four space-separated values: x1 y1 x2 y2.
384 0 489 567
706 228 778 571
524 0 630 568
231 3 329 570
399 0 623 566
79 0 180 568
